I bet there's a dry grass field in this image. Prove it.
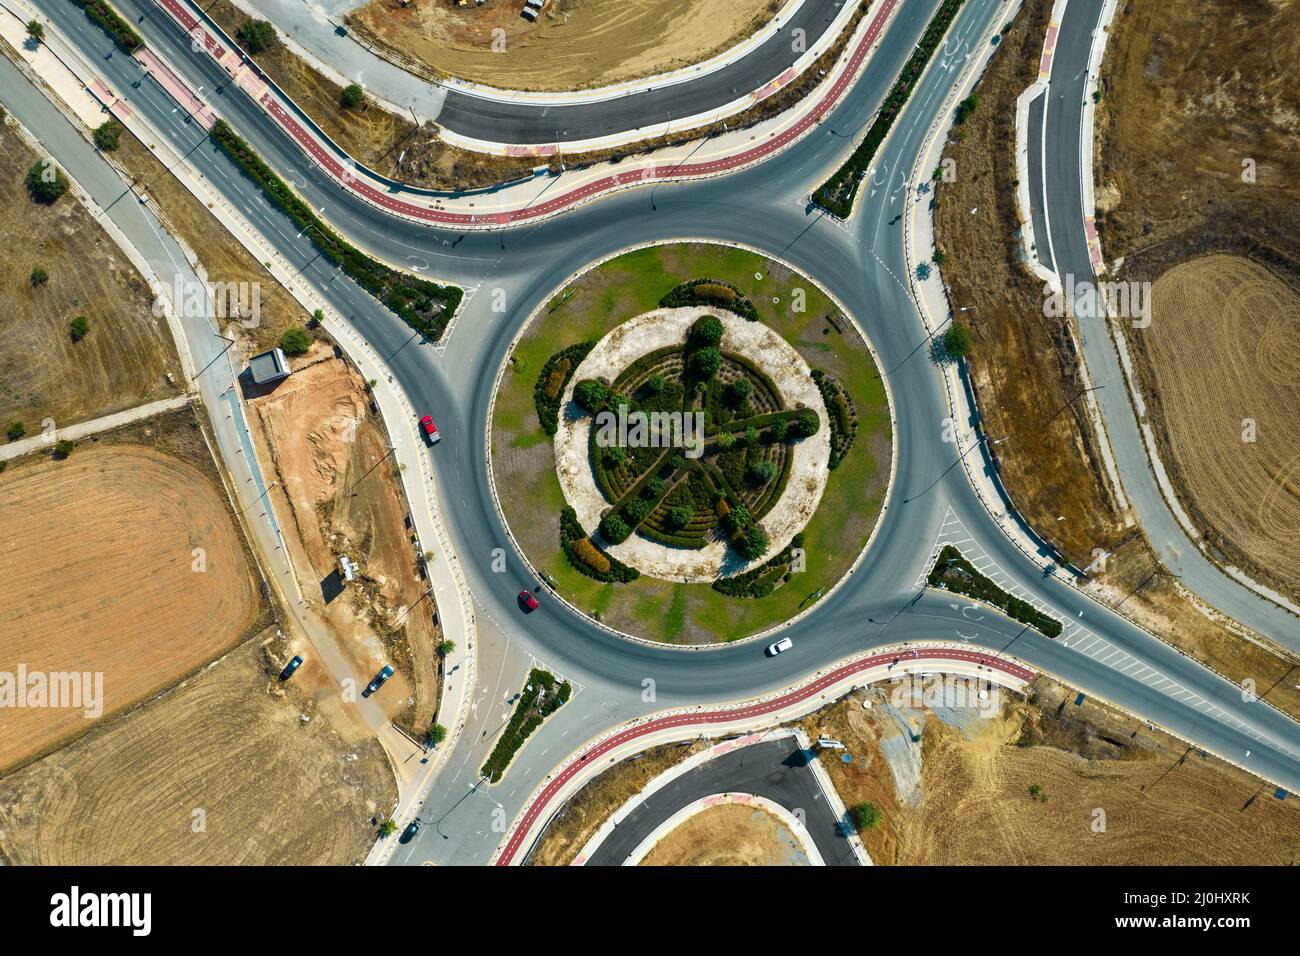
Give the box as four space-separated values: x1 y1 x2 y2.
639 803 808 866
807 679 1300 865
350 0 784 92
0 122 181 432
0 411 265 772
1136 255 1300 601
0 638 395 865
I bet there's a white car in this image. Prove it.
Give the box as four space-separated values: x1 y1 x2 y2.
766 637 793 657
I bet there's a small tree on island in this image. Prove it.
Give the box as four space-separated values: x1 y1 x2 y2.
279 326 310 356
850 802 881 831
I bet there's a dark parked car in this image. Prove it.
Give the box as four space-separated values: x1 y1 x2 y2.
399 820 421 843
363 664 395 698
278 655 303 681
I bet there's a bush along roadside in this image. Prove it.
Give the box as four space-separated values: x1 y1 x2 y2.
70 0 144 53
559 506 639 583
927 544 1063 638
208 119 463 340
533 341 596 435
480 668 572 783
713 532 805 598
812 0 967 217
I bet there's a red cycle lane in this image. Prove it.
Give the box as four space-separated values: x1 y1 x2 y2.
151 0 902 228
493 647 1034 865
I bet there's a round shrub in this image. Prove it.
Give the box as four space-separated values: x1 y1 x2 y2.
690 314 723 347
573 379 608 412
279 326 310 356
747 459 777 486
737 524 769 560
600 512 631 544
689 347 721 379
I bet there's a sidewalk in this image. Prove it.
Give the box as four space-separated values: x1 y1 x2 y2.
0 395 192 462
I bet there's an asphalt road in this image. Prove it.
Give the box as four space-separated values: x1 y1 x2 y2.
578 738 860 866
239 0 849 144
1030 0 1300 648
16 0 1300 870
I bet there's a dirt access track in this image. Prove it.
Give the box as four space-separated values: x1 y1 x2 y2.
0 411 265 773
246 344 440 737
350 0 785 92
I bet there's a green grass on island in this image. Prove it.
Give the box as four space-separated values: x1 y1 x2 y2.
491 243 892 644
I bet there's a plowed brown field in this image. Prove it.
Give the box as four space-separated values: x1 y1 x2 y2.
0 443 260 771
1141 254 1300 600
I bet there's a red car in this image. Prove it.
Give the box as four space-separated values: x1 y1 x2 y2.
419 414 441 444
518 590 540 612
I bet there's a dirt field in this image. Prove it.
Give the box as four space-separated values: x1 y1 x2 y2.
807 678 1300 865
1134 255 1300 602
350 0 784 92
639 803 809 866
1093 0 1300 605
0 409 266 772
933 0 1127 569
0 637 395 865
527 740 707 864
246 344 440 736
0 121 181 432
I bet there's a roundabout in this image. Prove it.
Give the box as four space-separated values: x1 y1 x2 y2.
489 242 893 644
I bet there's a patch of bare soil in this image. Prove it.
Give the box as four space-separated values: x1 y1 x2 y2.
526 740 708 865
810 677 1300 865
0 635 395 865
245 344 440 737
0 121 181 431
349 0 784 93
639 802 809 866
933 0 1128 568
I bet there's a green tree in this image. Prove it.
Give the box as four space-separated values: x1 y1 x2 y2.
6 421 26 442
941 321 973 361
93 120 122 152
425 724 448 746
600 512 630 544
603 446 625 467
237 18 276 54
340 83 365 108
667 505 692 528
69 316 89 342
573 378 608 412
932 249 946 266
737 524 769 560
53 439 74 459
954 94 980 124
747 459 777 486
25 20 43 43
850 802 881 830
29 266 48 286
690 314 723 347
309 308 324 328
724 377 752 405
437 639 455 656
689 347 721 379
791 408 820 438
26 160 68 204
379 819 397 837
279 326 310 356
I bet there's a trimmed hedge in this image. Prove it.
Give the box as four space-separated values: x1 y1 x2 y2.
659 277 758 321
533 341 596 435
209 120 462 340
927 544 1063 638
560 507 639 583
480 668 571 782
714 533 805 598
813 0 967 217
812 369 858 468
71 0 144 53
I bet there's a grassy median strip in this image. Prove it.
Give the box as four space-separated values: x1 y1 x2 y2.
813 0 967 218
208 119 462 340
69 0 145 53
481 668 572 783
928 544 1063 638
